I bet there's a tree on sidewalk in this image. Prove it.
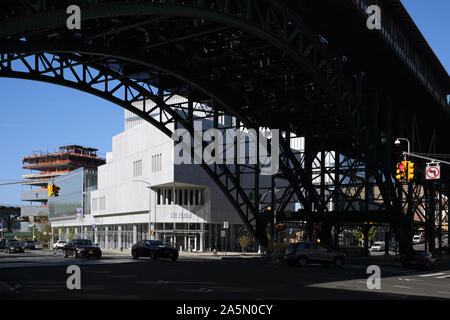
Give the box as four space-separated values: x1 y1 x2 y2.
239 235 251 253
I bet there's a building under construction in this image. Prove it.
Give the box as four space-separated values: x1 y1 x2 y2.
21 145 106 207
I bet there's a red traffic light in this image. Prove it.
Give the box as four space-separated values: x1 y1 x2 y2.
398 163 405 170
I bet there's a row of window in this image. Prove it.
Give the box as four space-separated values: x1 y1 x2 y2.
132 153 162 177
156 188 205 206
133 160 143 177
92 189 205 211
92 196 106 211
152 153 162 172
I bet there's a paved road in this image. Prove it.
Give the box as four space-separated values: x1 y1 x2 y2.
1 250 450 300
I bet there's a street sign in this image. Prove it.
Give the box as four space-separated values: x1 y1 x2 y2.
92 224 96 229
426 164 440 180
313 222 322 232
223 221 229 229
221 230 226 237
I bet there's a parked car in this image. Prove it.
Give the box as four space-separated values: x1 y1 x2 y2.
401 250 435 270
53 240 66 250
0 239 6 249
389 241 398 251
63 239 102 258
412 235 423 244
370 241 385 253
34 243 43 250
23 240 36 250
285 242 348 267
5 241 25 254
131 240 179 261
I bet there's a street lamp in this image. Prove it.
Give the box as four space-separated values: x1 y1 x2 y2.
395 137 410 158
133 180 154 240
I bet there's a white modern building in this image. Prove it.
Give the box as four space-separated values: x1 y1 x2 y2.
51 98 249 252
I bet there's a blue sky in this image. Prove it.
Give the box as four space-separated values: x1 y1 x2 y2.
401 0 450 72
0 1 449 205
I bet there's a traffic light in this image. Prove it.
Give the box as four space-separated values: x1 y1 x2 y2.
53 185 60 197
48 184 54 197
267 206 272 212
407 161 415 182
395 161 407 182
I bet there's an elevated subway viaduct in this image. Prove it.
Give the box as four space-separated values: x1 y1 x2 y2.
0 0 449 254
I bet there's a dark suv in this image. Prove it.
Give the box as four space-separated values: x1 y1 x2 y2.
23 240 36 250
63 239 102 258
132 240 178 261
285 242 348 267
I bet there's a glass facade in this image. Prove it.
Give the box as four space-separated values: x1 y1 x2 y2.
48 168 98 219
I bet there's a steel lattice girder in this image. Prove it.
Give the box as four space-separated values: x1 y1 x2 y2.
0 0 435 244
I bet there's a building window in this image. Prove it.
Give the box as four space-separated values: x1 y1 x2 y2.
92 197 98 211
99 196 106 211
168 189 172 205
152 153 162 172
162 189 166 205
178 189 183 205
133 160 142 177
157 189 161 205
200 190 205 205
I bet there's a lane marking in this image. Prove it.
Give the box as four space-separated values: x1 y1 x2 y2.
436 291 450 295
418 272 446 277
435 275 450 279
394 285 411 289
0 280 15 292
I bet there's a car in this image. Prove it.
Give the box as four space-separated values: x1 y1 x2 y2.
285 242 348 267
0 239 6 249
389 241 398 251
132 240 179 261
412 235 423 244
53 240 66 250
401 250 435 270
370 241 385 253
23 240 36 250
5 241 25 254
62 239 102 258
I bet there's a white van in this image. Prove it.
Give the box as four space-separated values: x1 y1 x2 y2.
370 241 385 252
412 235 422 244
